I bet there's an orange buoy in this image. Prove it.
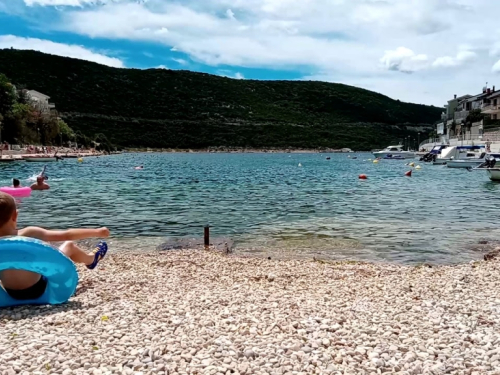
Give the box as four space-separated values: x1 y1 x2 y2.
405 170 412 177
359 174 367 180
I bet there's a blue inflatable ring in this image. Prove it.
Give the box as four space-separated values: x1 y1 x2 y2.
0 236 78 308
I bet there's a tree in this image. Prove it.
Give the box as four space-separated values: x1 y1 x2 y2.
465 108 484 130
58 119 75 144
0 73 16 116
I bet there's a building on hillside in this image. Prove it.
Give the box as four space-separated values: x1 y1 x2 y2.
434 86 498 144
436 94 471 142
482 88 500 120
25 90 56 114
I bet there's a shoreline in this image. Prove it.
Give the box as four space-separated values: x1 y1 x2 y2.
125 147 358 154
1 249 500 374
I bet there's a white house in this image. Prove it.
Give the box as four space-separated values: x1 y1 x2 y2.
482 88 500 120
26 90 55 113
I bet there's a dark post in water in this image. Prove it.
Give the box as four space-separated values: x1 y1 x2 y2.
204 225 210 248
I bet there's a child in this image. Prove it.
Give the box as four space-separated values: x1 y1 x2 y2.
0 192 109 300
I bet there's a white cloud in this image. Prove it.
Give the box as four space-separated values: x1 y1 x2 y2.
217 70 245 79
432 49 477 68
380 46 477 73
9 0 500 104
0 35 124 67
226 9 235 20
493 61 500 74
24 0 102 5
156 64 168 69
172 58 188 65
380 47 429 73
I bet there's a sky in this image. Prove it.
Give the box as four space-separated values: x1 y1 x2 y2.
1 0 500 106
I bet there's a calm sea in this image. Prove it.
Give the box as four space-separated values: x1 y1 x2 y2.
1 152 498 265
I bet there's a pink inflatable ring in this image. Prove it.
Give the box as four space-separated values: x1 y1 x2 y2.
0 186 32 197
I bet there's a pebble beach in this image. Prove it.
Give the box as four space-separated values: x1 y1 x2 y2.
1 249 500 375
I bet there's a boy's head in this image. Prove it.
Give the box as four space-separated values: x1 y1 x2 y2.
13 179 20 187
0 192 17 231
36 176 44 184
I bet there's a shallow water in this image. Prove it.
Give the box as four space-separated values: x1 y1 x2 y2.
1 152 498 264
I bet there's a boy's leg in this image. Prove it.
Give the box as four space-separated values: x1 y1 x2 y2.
59 241 94 265
59 241 108 269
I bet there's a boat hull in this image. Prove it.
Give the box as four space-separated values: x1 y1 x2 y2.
447 159 485 168
372 151 415 159
24 157 57 162
486 169 500 181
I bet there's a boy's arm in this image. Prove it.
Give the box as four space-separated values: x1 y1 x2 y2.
19 227 110 242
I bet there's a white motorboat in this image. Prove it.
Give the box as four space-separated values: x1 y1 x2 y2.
433 145 484 166
446 146 486 168
372 145 415 159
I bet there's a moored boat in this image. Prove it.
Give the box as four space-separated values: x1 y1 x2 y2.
420 144 448 162
24 157 58 162
433 145 485 166
471 153 500 180
373 145 415 159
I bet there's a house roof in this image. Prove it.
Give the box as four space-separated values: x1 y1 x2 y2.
449 94 471 103
26 90 50 99
487 91 500 99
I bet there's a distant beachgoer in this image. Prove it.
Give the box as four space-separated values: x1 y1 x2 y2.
12 179 21 188
134 166 144 170
30 176 50 191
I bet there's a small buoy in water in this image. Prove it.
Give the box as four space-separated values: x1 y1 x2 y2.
409 162 415 167
359 174 367 179
405 170 412 177
348 155 351 158
298 163 302 167
373 159 379 163
415 165 422 170
367 159 372 161
77 158 83 163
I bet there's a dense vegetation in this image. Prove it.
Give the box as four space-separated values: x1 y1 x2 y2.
0 49 443 150
0 73 75 146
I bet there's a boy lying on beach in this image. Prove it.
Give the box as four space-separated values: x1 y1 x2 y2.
0 192 109 300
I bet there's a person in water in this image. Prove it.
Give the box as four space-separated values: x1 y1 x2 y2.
31 176 50 191
12 179 21 188
0 192 109 300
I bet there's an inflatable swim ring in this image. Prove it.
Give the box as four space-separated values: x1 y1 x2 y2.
0 186 32 198
0 236 78 307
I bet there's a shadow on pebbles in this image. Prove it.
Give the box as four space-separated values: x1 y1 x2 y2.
1 250 500 374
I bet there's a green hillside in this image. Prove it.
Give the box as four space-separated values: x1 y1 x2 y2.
0 49 442 150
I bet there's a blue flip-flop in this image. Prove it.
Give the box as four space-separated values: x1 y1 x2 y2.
86 241 108 270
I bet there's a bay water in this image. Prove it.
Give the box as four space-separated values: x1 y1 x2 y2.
1 152 498 265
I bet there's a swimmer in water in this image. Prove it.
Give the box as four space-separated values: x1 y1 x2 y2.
12 179 21 188
134 166 144 170
30 176 50 191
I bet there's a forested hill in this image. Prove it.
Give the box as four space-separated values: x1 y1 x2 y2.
0 49 442 150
